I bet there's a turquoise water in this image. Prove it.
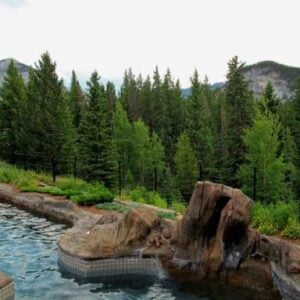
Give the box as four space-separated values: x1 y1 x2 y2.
0 203 279 300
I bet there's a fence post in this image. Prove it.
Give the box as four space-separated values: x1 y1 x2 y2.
73 156 77 182
154 166 157 192
253 166 257 201
118 161 122 197
52 156 56 183
199 163 203 181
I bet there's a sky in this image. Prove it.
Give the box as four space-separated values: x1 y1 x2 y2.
0 0 299 88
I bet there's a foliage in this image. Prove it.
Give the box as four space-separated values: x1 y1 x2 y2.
174 133 198 201
155 210 176 220
68 70 86 130
22 52 75 161
186 70 215 178
78 71 117 187
171 200 186 214
252 201 300 238
127 187 168 208
238 111 287 202
225 56 254 186
0 162 113 205
0 60 27 163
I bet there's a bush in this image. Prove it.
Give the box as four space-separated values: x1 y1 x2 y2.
128 187 168 208
282 217 300 239
0 162 114 206
70 184 114 205
251 201 300 238
171 200 186 214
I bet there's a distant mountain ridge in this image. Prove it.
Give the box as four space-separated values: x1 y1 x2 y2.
181 61 300 99
0 58 30 85
1 58 300 100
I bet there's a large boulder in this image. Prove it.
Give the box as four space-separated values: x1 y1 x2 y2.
175 181 253 277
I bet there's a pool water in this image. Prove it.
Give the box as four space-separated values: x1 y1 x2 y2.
0 203 279 300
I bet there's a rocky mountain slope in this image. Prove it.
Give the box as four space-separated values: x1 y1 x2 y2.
243 61 300 99
182 61 300 100
0 58 30 85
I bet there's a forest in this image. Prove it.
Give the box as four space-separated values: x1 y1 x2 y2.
0 52 300 237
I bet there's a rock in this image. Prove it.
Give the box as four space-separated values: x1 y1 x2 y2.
0 182 299 299
0 271 12 289
176 181 252 277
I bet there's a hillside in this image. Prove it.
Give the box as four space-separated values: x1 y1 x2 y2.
181 61 300 100
243 61 300 99
0 58 30 85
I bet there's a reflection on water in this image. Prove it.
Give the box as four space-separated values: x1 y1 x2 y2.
0 203 279 300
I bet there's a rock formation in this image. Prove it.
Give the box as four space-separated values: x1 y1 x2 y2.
0 182 300 299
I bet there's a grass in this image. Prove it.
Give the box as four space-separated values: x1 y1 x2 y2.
0 162 114 205
125 187 168 208
251 201 300 239
95 202 129 212
155 210 176 220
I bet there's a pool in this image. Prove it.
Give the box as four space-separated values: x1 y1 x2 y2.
0 203 279 300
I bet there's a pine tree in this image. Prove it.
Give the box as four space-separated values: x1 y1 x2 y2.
105 81 117 133
211 90 228 182
23 53 75 163
120 69 141 121
225 56 254 186
291 78 300 196
238 111 287 203
186 69 215 179
281 127 297 199
174 133 198 201
162 70 185 165
131 120 152 186
69 70 86 130
263 81 280 114
0 60 27 163
78 71 117 187
113 101 133 180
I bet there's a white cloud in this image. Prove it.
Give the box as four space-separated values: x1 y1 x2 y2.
0 0 300 87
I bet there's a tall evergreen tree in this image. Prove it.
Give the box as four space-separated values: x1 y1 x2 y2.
161 70 185 165
113 101 133 179
23 52 75 162
186 69 215 179
0 60 27 163
291 78 300 196
225 56 254 186
174 133 198 201
78 71 117 187
120 69 141 121
263 81 280 114
105 81 117 133
69 70 86 130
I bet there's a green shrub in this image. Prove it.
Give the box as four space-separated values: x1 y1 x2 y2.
282 217 300 239
251 201 300 238
172 200 186 214
128 187 168 208
0 162 114 206
155 211 176 220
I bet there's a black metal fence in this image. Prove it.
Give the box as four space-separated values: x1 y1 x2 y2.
0 152 163 197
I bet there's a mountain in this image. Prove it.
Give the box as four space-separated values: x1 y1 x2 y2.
0 58 30 85
181 61 300 100
243 61 300 99
0 58 30 84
